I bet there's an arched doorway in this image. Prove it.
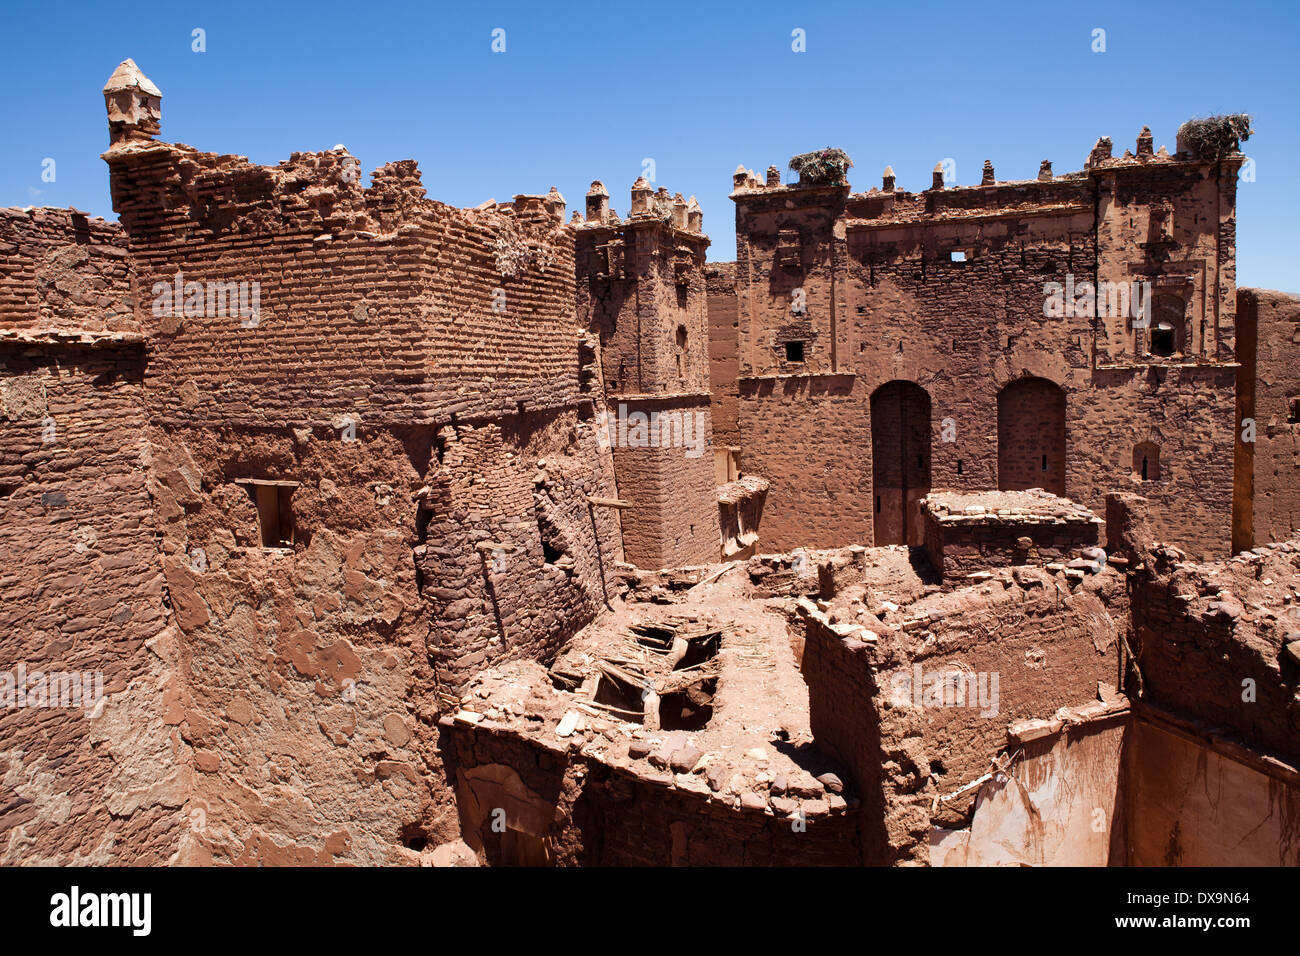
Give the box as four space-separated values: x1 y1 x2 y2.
871 381 931 546
997 377 1066 496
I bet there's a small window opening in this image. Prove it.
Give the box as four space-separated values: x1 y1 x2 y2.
1133 442 1161 481
956 459 963 475
950 250 966 263
784 341 805 363
875 495 881 514
238 479 297 548
1041 454 1048 472
1288 398 1300 424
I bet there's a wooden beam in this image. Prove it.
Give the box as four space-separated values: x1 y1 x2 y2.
586 496 632 509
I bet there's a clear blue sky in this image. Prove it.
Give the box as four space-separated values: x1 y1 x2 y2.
4 0 1296 290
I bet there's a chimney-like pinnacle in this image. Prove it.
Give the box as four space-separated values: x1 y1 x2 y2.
103 59 162 146
882 166 896 190
585 180 610 223
630 177 653 215
686 195 702 233
1137 125 1154 157
981 160 995 185
932 163 945 190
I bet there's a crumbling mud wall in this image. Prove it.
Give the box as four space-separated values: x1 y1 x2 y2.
0 208 187 864
0 207 135 335
416 409 623 691
799 561 1127 864
727 131 1243 557
1238 288 1300 547
143 423 445 864
920 490 1102 581
1129 539 1300 764
442 721 862 866
86 60 626 863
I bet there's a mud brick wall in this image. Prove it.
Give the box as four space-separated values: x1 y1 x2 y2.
416 408 623 691
0 207 133 335
730 143 1242 558
143 422 447 864
732 184 845 377
921 508 1101 580
140 403 620 863
798 613 892 863
442 720 863 866
0 341 186 864
1238 288 1300 545
801 568 1127 863
735 375 871 551
1072 365 1237 561
705 262 739 447
106 144 578 427
606 394 719 568
1129 542 1300 765
1094 160 1240 364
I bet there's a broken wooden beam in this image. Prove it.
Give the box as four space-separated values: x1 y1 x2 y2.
586 496 633 509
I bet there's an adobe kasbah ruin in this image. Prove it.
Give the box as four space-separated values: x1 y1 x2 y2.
1 60 1297 867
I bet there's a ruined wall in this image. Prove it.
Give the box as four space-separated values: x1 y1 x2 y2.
0 207 134 334
729 134 1241 558
1129 540 1300 765
442 718 862 866
1238 288 1300 546
416 410 623 690
718 475 768 560
107 144 577 426
86 62 629 863
919 491 1102 581
799 564 1127 864
0 207 187 863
